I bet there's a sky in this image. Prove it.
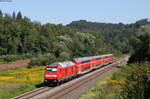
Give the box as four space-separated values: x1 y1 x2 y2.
0 0 150 25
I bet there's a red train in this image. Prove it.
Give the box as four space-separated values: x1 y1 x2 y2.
44 54 115 85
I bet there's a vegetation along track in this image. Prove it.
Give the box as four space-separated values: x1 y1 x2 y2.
13 57 127 99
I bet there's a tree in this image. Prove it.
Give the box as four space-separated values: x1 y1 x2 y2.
121 62 150 99
16 12 22 20
12 11 16 19
0 10 2 17
128 25 150 63
135 19 149 28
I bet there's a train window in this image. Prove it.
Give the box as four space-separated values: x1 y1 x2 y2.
46 67 57 72
96 58 101 60
82 60 90 63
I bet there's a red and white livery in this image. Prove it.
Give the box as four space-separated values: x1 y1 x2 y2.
44 54 115 85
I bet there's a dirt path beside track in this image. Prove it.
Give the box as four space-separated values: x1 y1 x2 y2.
0 59 30 70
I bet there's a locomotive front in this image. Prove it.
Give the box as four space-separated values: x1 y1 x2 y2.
44 63 59 84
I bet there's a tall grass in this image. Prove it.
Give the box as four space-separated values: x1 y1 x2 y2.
80 62 150 99
79 64 133 99
0 66 45 99
79 70 122 99
0 83 39 99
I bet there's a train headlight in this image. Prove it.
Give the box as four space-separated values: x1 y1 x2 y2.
51 75 57 77
45 75 50 77
52 68 57 72
45 75 57 77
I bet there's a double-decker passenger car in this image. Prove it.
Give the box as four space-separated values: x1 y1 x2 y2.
44 54 115 85
72 57 92 74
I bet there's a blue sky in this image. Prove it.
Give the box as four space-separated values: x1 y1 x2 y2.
0 0 149 24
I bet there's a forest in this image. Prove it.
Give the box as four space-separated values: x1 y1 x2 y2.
0 10 149 65
0 10 119 66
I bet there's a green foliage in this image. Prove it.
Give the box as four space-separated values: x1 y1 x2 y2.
80 62 150 99
3 55 21 62
0 11 119 58
28 54 56 67
128 25 150 63
16 12 22 20
3 53 32 62
0 10 2 17
79 69 123 99
12 12 16 19
0 10 124 65
68 19 150 53
59 52 70 60
121 62 150 99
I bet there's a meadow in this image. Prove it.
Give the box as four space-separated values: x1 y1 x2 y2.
79 62 150 99
79 64 132 99
0 66 45 99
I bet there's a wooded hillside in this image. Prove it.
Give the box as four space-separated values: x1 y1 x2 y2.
0 10 119 61
0 10 149 64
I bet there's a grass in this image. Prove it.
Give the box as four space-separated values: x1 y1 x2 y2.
79 61 150 99
79 71 118 99
0 66 45 99
0 82 40 99
79 64 132 99
0 58 7 64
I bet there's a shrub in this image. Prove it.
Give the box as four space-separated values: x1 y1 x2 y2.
59 52 70 60
3 53 33 62
121 62 150 99
21 53 33 59
111 64 133 80
28 54 56 68
3 55 21 62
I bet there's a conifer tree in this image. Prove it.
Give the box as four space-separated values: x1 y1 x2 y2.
12 11 16 19
0 10 3 17
17 12 22 20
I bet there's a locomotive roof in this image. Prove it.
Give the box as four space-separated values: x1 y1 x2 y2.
49 61 75 67
73 56 92 62
58 61 75 67
101 54 114 57
92 55 102 59
48 54 114 67
73 54 114 62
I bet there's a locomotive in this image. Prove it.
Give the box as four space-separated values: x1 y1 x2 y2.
44 54 115 85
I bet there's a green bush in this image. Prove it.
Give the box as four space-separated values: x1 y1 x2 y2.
121 62 150 99
3 55 22 62
3 53 33 62
21 53 33 59
59 52 70 60
112 64 133 80
28 54 56 68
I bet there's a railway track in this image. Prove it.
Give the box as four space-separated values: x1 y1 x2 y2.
13 87 53 99
13 57 128 99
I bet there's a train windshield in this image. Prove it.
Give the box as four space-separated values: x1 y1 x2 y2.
46 67 57 72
